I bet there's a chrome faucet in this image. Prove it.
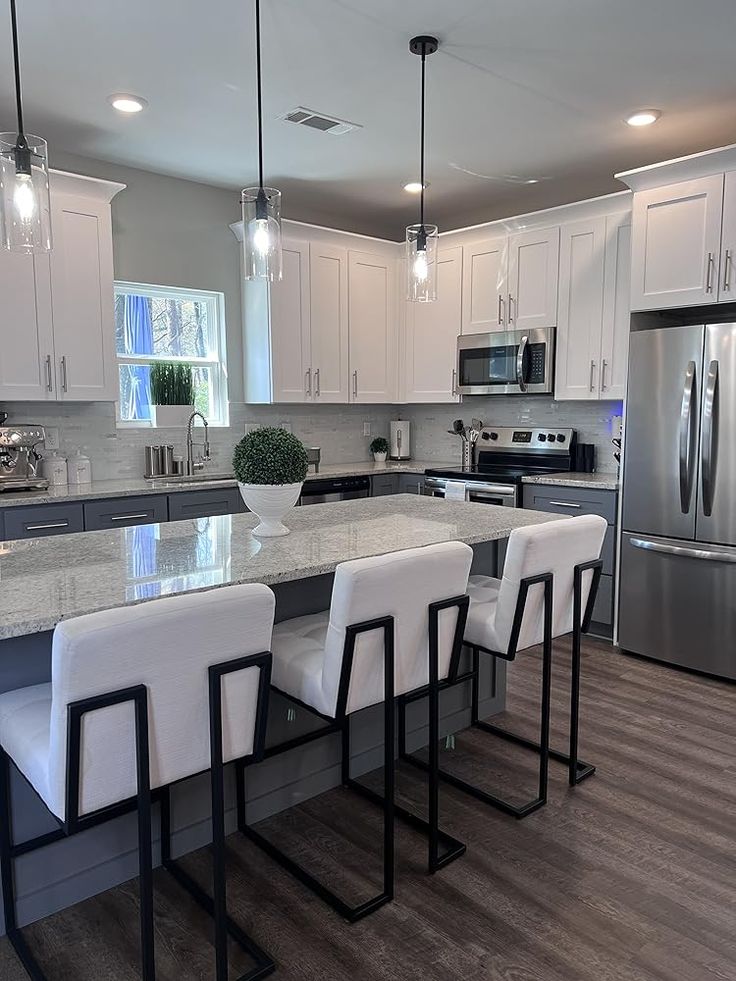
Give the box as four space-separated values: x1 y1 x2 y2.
186 411 211 475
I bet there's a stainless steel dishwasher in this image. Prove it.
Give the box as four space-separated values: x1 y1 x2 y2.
299 475 371 505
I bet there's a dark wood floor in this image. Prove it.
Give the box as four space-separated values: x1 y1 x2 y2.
3 637 735 980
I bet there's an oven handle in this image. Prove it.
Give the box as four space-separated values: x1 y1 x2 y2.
516 334 529 393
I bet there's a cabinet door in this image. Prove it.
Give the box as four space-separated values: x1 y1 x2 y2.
270 239 311 402
50 193 118 401
507 226 559 330
404 247 462 403
630 175 724 311
600 214 632 399
461 236 507 334
0 251 55 400
348 250 397 403
309 243 349 403
555 219 606 400
718 170 736 301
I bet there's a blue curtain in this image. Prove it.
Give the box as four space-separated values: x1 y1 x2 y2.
123 294 153 421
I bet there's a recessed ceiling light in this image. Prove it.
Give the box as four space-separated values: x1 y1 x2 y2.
108 94 148 114
625 109 661 127
404 180 429 194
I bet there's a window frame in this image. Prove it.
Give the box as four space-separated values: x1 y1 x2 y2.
114 281 229 428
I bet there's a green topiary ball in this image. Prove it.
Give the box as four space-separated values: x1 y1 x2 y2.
233 427 309 485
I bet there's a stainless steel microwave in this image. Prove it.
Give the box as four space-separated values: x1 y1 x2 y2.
456 327 555 396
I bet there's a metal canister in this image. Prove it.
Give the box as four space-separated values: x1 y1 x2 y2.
158 445 175 476
144 445 160 478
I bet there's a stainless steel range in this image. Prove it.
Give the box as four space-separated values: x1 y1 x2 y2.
425 426 576 507
0 425 48 492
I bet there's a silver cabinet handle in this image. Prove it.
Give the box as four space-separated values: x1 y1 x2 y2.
678 360 697 515
110 513 150 522
706 252 715 293
497 294 504 326
601 359 608 392
589 359 596 392
60 356 68 393
507 294 514 324
305 368 311 397
701 359 719 517
314 368 320 397
45 354 53 392
352 370 358 398
516 334 529 393
549 501 582 508
724 249 732 292
26 520 69 531
451 368 457 396
631 538 736 564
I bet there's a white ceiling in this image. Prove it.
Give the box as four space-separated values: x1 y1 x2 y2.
2 0 736 237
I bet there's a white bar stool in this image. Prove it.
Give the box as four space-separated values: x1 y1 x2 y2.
239 541 473 923
0 584 276 981
399 515 607 819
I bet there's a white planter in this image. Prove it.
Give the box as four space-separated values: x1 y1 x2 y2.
238 482 303 537
151 404 194 428
373 452 388 462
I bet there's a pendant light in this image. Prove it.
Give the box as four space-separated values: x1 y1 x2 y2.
242 0 282 281
0 0 52 253
406 35 439 302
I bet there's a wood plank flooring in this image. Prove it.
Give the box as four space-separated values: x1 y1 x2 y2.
2 637 735 980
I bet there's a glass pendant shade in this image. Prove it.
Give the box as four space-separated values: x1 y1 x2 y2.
406 222 439 302
242 186 282 282
0 133 52 253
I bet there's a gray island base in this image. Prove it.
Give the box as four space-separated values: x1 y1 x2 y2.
0 495 563 931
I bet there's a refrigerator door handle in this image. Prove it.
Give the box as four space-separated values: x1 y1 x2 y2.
678 360 697 514
630 537 736 564
701 359 719 517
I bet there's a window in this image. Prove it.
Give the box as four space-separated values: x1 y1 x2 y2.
115 282 229 426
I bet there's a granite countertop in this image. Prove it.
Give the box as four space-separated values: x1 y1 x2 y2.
0 460 452 509
0 494 562 640
521 472 619 491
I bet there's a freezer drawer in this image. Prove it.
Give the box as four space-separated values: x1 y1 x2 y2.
619 532 736 680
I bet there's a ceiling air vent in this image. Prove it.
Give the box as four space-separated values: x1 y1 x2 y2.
280 107 361 136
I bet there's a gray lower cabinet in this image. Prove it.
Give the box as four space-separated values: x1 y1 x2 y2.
399 474 425 495
84 495 168 531
3 503 85 540
522 483 618 635
168 487 245 521
371 474 399 496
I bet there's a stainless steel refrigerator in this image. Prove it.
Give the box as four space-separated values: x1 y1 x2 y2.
620 323 736 679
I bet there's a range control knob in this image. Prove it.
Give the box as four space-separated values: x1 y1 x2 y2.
489 431 498 441
547 434 555 441
538 434 547 442
556 433 566 442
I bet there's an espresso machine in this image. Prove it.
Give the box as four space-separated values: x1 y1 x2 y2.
0 424 48 491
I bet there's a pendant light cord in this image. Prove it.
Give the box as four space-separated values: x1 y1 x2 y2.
419 43 426 228
255 0 264 190
10 0 25 136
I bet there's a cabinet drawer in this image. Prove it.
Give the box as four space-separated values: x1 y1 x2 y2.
3 503 84 540
83 495 168 531
522 484 617 524
168 488 245 522
371 474 399 496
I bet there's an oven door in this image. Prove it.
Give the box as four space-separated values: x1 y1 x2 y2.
457 328 554 395
424 476 518 507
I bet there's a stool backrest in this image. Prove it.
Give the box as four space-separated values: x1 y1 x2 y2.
495 515 607 654
49 584 275 820
322 541 473 716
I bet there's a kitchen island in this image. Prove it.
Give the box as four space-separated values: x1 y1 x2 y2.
0 494 562 931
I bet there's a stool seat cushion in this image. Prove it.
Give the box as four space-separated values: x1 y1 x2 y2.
0 684 53 815
271 613 331 716
465 576 503 652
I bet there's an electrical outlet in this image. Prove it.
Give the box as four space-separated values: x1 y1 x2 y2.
363 422 371 437
44 427 60 451
611 415 623 440
279 421 293 434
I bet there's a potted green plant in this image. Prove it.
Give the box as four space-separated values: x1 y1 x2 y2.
233 427 309 537
370 436 389 463
150 361 195 428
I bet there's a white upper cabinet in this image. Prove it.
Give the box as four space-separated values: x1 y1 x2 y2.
718 170 736 301
0 252 54 400
507 226 559 331
555 219 606 400
268 239 311 403
403 247 462 403
309 243 349 403
630 175 724 310
348 250 397 403
600 214 631 399
461 236 507 334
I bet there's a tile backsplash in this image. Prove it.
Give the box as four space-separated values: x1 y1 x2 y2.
1 397 622 480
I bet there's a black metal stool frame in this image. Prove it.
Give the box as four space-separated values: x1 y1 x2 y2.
399 559 602 820
0 651 276 981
